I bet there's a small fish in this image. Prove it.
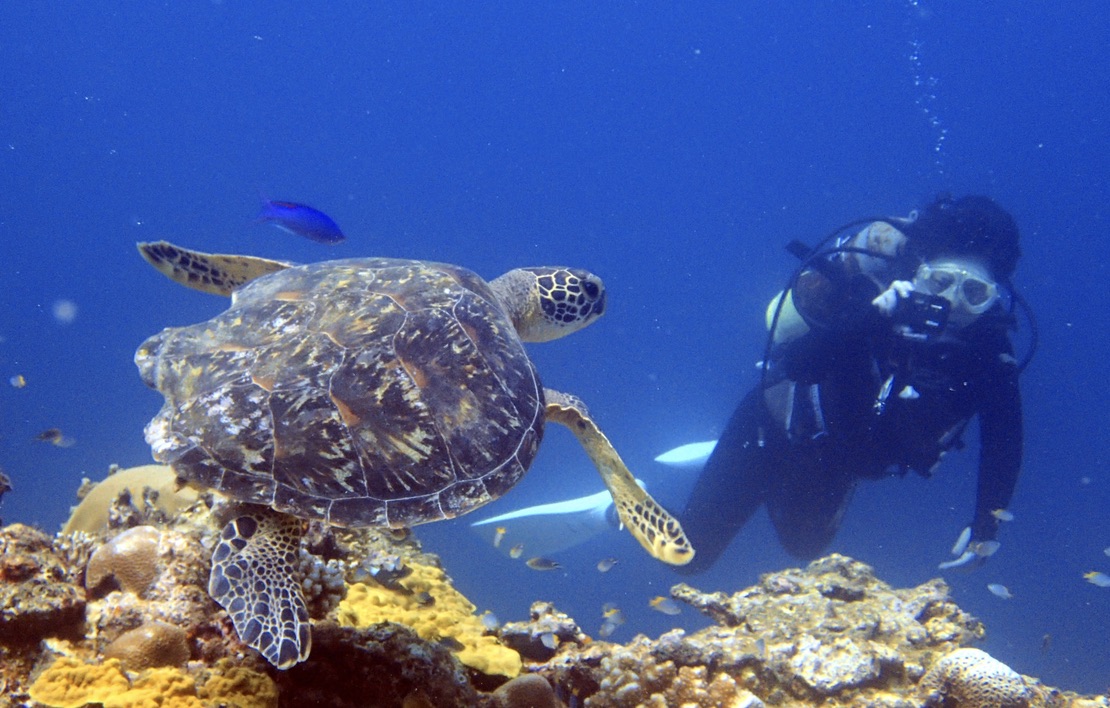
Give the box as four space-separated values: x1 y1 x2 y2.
508 543 525 559
479 611 500 632
257 199 345 244
897 385 920 400
991 509 1014 522
649 596 682 615
1103 547 1110 558
0 467 12 501
974 540 1001 558
596 557 618 573
538 632 559 650
388 527 411 542
987 583 1013 599
598 619 620 638
1041 633 1052 653
492 526 507 548
1083 571 1110 588
601 603 625 624
35 428 75 448
526 556 561 571
9 374 26 389
436 635 464 651
413 591 435 606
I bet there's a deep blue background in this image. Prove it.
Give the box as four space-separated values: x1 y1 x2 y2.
2 0 1107 693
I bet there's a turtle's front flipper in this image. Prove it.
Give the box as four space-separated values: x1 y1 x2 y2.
209 506 311 668
544 389 695 566
138 241 293 297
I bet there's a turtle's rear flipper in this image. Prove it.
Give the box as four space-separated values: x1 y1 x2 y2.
138 241 293 297
209 506 311 668
544 389 695 566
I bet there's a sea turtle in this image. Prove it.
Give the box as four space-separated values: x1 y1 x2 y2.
134 240 694 669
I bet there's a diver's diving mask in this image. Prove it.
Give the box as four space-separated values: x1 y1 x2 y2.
912 259 1000 324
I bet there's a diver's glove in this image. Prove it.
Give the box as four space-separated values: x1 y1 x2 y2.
938 526 1002 570
872 280 915 316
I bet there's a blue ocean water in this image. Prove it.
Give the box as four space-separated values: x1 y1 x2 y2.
1 0 1107 693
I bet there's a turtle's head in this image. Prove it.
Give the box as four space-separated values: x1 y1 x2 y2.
489 267 606 342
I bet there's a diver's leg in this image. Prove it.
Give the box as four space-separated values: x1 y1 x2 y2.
676 388 776 574
765 445 855 559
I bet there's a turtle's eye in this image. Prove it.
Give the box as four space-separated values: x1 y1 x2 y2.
582 280 601 301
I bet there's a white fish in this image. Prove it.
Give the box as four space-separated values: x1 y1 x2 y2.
653 440 718 468
987 583 1013 599
897 385 920 400
479 611 500 632
1084 572 1110 588
951 527 972 556
1103 547 1110 558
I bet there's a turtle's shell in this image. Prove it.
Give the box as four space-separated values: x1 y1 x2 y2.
136 258 545 528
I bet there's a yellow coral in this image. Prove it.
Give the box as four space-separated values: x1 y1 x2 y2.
337 560 521 678
29 657 276 708
28 658 203 708
198 662 279 708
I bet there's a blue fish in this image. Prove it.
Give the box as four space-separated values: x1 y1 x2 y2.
257 200 345 244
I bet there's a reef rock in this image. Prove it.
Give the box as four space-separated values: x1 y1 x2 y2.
533 554 1108 708
0 524 85 642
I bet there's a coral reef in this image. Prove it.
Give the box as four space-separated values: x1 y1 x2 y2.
4 474 1108 707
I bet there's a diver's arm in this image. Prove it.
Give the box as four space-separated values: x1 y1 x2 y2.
970 360 1023 542
791 264 884 334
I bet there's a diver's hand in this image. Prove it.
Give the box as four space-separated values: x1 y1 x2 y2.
871 280 915 316
938 526 1001 570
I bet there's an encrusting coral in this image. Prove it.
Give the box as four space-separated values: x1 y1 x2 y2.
337 558 523 678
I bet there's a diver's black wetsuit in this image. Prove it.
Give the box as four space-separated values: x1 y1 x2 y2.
678 254 1023 573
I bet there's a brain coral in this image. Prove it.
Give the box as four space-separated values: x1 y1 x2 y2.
85 525 162 597
337 559 521 678
919 647 1030 708
103 621 190 671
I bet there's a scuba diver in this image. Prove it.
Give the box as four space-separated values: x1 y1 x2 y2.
677 194 1034 574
